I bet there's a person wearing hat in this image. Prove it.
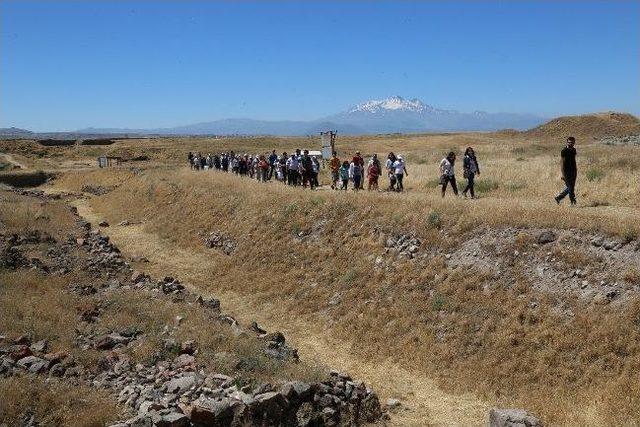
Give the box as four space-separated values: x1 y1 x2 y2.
555 136 578 205
392 155 408 192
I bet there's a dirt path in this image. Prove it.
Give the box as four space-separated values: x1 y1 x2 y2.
69 196 490 427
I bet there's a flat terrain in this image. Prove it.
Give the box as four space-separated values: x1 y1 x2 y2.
2 122 640 426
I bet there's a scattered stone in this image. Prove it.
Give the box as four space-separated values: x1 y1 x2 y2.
201 231 236 255
386 398 402 409
537 231 557 245
489 408 543 427
81 185 114 196
98 220 110 227
164 374 196 394
30 339 48 353
174 353 195 368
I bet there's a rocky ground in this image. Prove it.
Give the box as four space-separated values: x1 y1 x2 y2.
0 189 386 426
369 226 640 307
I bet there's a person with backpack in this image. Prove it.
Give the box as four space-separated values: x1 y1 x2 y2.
462 147 480 199
311 156 320 188
386 152 397 191
367 154 381 191
555 136 578 205
349 157 363 192
329 152 341 190
439 151 458 197
339 161 350 190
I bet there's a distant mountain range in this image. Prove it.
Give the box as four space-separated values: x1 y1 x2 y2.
2 96 547 137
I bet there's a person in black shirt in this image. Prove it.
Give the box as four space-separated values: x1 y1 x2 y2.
555 136 577 205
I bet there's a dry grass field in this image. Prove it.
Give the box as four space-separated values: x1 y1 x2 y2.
2 114 640 426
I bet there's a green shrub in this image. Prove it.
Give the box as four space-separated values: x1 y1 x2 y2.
341 269 358 285
586 168 604 182
507 182 526 192
427 211 442 229
475 179 499 193
431 293 446 311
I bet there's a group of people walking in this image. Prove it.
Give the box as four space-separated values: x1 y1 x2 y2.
187 136 579 204
438 147 481 198
187 149 409 192
328 151 408 192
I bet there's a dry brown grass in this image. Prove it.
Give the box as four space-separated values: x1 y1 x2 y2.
6 130 640 425
0 192 77 240
1 190 322 426
0 376 118 427
0 271 79 352
61 165 640 426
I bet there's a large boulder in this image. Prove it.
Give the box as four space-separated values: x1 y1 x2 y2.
249 391 289 421
190 398 234 426
155 412 190 427
537 231 557 245
489 408 543 427
164 374 196 394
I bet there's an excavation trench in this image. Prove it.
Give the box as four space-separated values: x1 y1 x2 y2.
67 195 489 427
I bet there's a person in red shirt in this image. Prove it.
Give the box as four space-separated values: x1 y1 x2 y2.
257 155 270 182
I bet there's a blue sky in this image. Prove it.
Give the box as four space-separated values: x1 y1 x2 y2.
1 1 639 131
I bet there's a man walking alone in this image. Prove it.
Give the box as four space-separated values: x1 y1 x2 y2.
555 136 577 205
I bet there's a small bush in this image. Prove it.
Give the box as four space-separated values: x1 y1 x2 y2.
341 269 358 285
427 211 442 229
623 227 638 244
507 182 526 192
586 168 605 182
431 293 446 311
475 179 499 193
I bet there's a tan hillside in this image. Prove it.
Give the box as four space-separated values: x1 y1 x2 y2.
526 111 640 139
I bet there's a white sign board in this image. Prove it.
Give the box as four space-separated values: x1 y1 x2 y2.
320 132 334 160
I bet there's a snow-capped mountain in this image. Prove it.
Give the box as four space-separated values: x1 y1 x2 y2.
64 96 546 136
348 96 440 114
326 96 544 134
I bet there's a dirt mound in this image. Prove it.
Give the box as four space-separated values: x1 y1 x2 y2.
525 111 640 139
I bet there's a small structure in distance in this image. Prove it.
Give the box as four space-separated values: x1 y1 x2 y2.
320 130 337 160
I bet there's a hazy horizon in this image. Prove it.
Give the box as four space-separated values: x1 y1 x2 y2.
1 1 639 132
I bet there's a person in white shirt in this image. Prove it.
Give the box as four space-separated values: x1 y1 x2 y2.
392 155 408 192
349 157 363 192
439 151 458 197
286 154 299 186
